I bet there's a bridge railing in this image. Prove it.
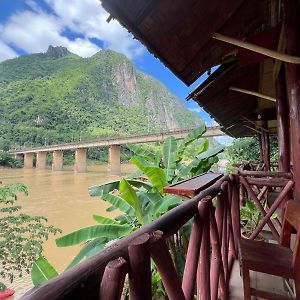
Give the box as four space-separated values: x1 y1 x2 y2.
22 173 240 300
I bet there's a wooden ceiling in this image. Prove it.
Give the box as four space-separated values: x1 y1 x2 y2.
100 0 273 85
100 0 279 137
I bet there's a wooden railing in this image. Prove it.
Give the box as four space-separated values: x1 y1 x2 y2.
22 174 241 300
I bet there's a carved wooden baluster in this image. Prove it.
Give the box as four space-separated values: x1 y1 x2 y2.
221 182 229 283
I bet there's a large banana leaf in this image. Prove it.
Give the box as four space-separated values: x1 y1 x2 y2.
197 139 209 155
196 145 224 160
102 193 135 216
31 256 58 286
131 157 167 194
66 237 107 270
177 124 206 160
93 215 120 225
163 136 177 182
56 224 132 247
152 195 182 217
126 144 158 162
89 179 152 197
119 178 143 224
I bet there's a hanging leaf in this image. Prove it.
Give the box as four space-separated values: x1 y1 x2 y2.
102 193 135 216
131 157 167 194
89 179 152 197
119 178 143 224
31 256 58 286
177 124 206 161
162 136 177 182
56 224 133 247
197 139 209 155
126 144 157 162
66 237 108 270
196 145 224 160
93 215 120 225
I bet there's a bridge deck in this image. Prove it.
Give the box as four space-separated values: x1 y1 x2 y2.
10 126 224 154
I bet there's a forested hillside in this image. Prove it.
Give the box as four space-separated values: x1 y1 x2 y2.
0 46 202 151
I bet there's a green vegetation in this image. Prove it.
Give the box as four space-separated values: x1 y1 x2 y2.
226 136 278 167
31 126 223 294
0 46 202 163
0 183 61 289
0 152 22 168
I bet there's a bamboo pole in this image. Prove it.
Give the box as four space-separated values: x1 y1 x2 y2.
229 86 276 102
212 32 300 64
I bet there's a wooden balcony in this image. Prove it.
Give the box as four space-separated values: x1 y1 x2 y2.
21 170 297 300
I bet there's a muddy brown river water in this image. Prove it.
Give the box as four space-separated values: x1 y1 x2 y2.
0 164 136 299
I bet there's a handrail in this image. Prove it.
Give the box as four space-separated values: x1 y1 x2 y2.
22 174 236 300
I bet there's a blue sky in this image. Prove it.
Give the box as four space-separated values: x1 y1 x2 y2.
0 0 214 124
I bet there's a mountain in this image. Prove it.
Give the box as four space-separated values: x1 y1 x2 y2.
0 46 202 150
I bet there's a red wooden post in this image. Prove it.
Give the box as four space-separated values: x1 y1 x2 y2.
284 0 300 202
128 233 152 300
99 258 128 300
221 182 229 283
210 209 225 300
261 121 270 171
230 175 241 255
150 231 186 300
276 68 290 172
197 198 211 300
258 133 264 164
182 214 204 300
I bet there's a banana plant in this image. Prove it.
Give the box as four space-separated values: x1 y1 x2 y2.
45 125 223 273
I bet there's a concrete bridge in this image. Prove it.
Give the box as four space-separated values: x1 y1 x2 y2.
10 126 224 175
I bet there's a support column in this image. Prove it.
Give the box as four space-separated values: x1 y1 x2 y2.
276 69 290 172
284 0 300 201
108 145 121 175
75 148 87 173
261 121 270 171
52 150 63 171
24 153 33 168
258 134 264 164
36 152 47 169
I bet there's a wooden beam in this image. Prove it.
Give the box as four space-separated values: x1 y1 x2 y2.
230 86 276 102
273 24 286 79
212 32 300 64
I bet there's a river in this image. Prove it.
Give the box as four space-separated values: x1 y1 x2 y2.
0 164 136 299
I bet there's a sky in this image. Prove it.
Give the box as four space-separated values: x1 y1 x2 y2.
0 0 215 125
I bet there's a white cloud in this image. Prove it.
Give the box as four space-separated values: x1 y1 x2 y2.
0 41 18 62
44 0 143 59
0 0 143 60
189 107 202 113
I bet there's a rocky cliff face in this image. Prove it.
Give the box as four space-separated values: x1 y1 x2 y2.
0 47 202 148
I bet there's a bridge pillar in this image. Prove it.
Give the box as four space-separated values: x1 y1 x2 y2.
75 148 87 173
24 153 33 168
52 150 63 171
36 152 47 169
108 145 121 175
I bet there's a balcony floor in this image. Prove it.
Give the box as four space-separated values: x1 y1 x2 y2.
229 260 292 299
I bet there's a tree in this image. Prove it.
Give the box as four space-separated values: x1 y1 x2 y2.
0 183 61 290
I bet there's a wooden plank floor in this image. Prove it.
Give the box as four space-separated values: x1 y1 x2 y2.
229 260 291 299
